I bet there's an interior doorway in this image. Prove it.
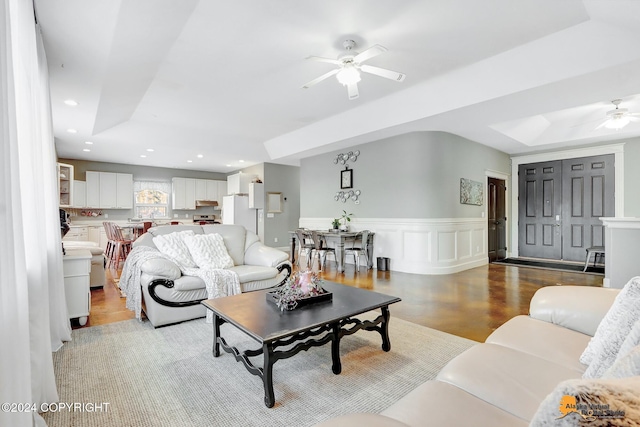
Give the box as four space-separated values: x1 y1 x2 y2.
517 154 615 262
488 177 507 262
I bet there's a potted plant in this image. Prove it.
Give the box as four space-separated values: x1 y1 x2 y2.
339 210 352 232
331 218 341 231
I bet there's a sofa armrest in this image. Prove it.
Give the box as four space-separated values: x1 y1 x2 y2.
313 413 409 427
529 286 620 336
244 242 289 268
140 258 181 280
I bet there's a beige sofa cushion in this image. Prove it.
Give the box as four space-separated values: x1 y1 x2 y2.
486 315 590 373
436 343 581 421
202 224 246 266
381 381 528 427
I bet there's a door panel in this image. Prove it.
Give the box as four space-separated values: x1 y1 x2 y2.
560 155 614 262
518 161 562 259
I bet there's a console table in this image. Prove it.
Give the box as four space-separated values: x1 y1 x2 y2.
63 249 91 326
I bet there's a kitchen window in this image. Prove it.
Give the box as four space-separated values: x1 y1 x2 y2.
133 181 171 219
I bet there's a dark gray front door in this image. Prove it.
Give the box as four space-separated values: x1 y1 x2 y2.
561 155 615 262
518 161 562 259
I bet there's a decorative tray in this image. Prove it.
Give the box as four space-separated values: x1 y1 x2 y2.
266 289 333 309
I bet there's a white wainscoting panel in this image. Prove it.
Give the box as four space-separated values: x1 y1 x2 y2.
299 218 487 275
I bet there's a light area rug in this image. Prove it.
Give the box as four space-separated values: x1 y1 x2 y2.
43 312 476 427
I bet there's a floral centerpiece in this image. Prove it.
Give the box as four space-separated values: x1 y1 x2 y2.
271 270 329 311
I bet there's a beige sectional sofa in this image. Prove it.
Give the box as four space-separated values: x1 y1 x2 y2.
130 224 291 327
316 285 630 427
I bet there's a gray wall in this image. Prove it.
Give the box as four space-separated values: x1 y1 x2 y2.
58 158 227 222
622 137 640 216
264 163 300 247
300 131 511 220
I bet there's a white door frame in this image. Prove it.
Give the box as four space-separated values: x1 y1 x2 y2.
510 143 625 258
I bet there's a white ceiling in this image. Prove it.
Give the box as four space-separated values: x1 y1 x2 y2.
35 0 640 173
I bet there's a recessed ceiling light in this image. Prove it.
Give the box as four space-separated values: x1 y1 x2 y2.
84 141 93 145
226 164 232 167
146 148 154 152
82 148 90 152
64 99 78 106
197 154 204 158
67 128 77 134
140 155 147 158
187 160 193 163
239 160 245 163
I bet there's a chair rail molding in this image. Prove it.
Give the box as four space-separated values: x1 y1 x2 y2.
299 217 487 275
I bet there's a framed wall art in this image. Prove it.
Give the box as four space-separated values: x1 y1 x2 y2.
460 178 483 206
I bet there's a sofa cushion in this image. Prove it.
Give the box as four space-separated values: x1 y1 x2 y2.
202 224 246 266
530 377 640 426
381 381 528 427
140 258 181 280
580 276 640 378
184 233 234 269
229 265 278 283
486 315 590 373
436 343 581 421
152 230 198 269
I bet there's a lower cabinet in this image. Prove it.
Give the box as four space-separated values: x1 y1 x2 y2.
63 249 91 326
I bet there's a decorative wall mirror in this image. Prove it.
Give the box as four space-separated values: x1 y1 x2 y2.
267 192 283 213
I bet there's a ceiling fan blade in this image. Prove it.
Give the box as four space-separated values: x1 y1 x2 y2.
360 64 406 82
306 56 342 65
347 83 359 100
302 69 340 89
629 116 640 122
354 44 387 64
594 119 609 130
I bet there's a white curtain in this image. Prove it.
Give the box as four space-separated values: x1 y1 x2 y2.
1 0 71 426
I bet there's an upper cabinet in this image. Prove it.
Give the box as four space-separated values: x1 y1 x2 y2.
58 162 74 207
249 183 264 209
227 172 251 195
173 178 226 209
73 180 86 208
85 171 133 209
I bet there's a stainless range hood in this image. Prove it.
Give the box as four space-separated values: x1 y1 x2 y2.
195 200 219 207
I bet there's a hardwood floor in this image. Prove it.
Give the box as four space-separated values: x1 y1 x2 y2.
78 261 603 342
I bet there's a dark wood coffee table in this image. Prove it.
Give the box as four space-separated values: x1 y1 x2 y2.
201 281 401 407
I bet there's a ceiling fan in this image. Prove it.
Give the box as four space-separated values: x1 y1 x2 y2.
302 40 406 100
594 99 640 130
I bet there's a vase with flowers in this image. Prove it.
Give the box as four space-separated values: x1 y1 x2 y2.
269 270 330 311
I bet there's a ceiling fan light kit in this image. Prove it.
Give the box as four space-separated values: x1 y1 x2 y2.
303 39 406 100
596 99 640 130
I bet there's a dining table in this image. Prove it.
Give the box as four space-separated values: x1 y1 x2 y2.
289 230 374 273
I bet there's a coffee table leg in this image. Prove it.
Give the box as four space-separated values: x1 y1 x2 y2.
331 323 342 374
212 313 221 357
381 306 391 352
263 342 275 408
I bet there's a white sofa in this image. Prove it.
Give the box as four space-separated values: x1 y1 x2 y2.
315 285 636 427
131 224 291 327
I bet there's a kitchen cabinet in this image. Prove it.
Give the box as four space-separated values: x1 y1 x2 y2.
85 171 133 208
73 180 86 208
63 249 91 326
206 180 219 201
172 177 196 210
227 172 251 195
58 162 74 207
63 226 89 241
249 183 264 209
218 180 228 199
195 179 207 201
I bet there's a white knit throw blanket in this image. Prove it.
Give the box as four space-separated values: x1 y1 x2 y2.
120 246 241 323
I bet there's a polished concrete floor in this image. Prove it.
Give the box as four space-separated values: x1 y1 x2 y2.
79 259 603 342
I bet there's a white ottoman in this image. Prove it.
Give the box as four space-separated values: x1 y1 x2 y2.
62 241 106 288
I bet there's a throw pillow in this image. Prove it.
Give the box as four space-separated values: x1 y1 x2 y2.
152 230 198 270
580 276 640 378
183 233 234 270
530 377 640 427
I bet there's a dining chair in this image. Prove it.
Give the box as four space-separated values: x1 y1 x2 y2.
295 229 315 267
344 230 370 271
311 230 336 271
